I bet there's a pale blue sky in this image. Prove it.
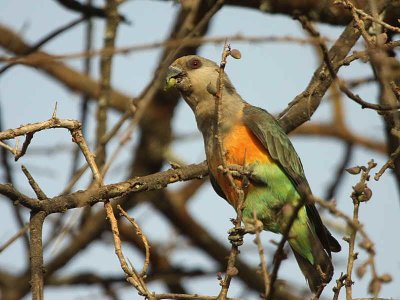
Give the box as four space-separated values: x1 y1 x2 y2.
0 1 399 299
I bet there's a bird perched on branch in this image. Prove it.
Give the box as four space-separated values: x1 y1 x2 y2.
166 54 341 294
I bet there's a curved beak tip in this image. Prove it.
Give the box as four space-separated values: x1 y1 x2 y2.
165 66 183 90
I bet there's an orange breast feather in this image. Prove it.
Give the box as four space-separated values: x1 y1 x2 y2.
224 124 272 166
210 124 273 208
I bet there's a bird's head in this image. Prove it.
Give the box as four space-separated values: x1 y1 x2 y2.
166 55 218 93
166 55 236 110
166 55 242 134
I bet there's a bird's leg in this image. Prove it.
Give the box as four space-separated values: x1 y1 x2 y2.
218 163 251 178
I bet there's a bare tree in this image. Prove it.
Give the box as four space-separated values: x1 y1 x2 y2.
0 1 398 299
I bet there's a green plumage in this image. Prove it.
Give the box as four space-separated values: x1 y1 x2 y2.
242 161 315 264
242 106 340 292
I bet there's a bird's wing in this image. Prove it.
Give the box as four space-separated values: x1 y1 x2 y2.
242 105 310 194
242 105 340 253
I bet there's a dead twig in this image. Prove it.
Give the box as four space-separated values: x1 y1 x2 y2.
313 160 391 299
0 16 86 75
214 42 245 300
0 115 102 185
21 165 47 200
0 35 327 64
335 0 400 33
154 294 241 300
298 14 400 112
266 200 305 300
345 161 376 300
0 223 30 253
96 0 121 168
374 145 400 180
117 205 150 278
332 273 347 300
252 211 270 296
63 109 132 194
104 203 154 299
338 80 400 111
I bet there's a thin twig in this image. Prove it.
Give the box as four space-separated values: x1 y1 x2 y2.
338 80 400 111
253 211 270 296
69 2 94 179
55 0 128 23
374 145 400 180
325 142 354 200
62 110 132 194
312 160 391 299
0 116 102 185
104 202 155 299
154 294 241 300
0 35 327 64
345 160 377 300
213 42 245 300
117 205 151 278
21 165 47 200
298 14 400 112
266 200 305 300
332 273 347 300
0 16 85 75
0 141 16 156
0 223 30 253
96 0 121 168
14 133 34 161
0 118 81 141
335 0 400 33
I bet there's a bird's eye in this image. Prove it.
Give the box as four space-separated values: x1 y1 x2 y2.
188 58 202 69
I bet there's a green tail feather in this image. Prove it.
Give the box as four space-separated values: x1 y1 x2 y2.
289 224 334 293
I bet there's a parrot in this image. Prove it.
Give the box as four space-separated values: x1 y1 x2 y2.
165 55 341 293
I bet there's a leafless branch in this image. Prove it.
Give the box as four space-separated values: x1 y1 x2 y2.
253 211 270 296
0 223 29 253
21 165 47 200
117 205 151 278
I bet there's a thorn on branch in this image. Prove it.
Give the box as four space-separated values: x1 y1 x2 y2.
52 102 58 119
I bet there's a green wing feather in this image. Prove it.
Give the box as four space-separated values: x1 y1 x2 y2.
242 105 340 254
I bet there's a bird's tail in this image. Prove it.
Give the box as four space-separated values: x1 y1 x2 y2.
289 228 334 294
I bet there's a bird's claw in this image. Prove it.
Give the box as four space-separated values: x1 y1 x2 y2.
218 164 255 188
219 164 268 187
228 226 247 246
225 164 253 178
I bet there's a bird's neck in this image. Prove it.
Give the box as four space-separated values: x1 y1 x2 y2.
190 89 245 151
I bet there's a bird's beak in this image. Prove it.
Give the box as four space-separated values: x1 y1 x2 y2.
165 66 183 90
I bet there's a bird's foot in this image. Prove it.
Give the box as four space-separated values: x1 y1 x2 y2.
218 164 268 187
228 226 246 246
223 164 253 178
218 164 255 188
